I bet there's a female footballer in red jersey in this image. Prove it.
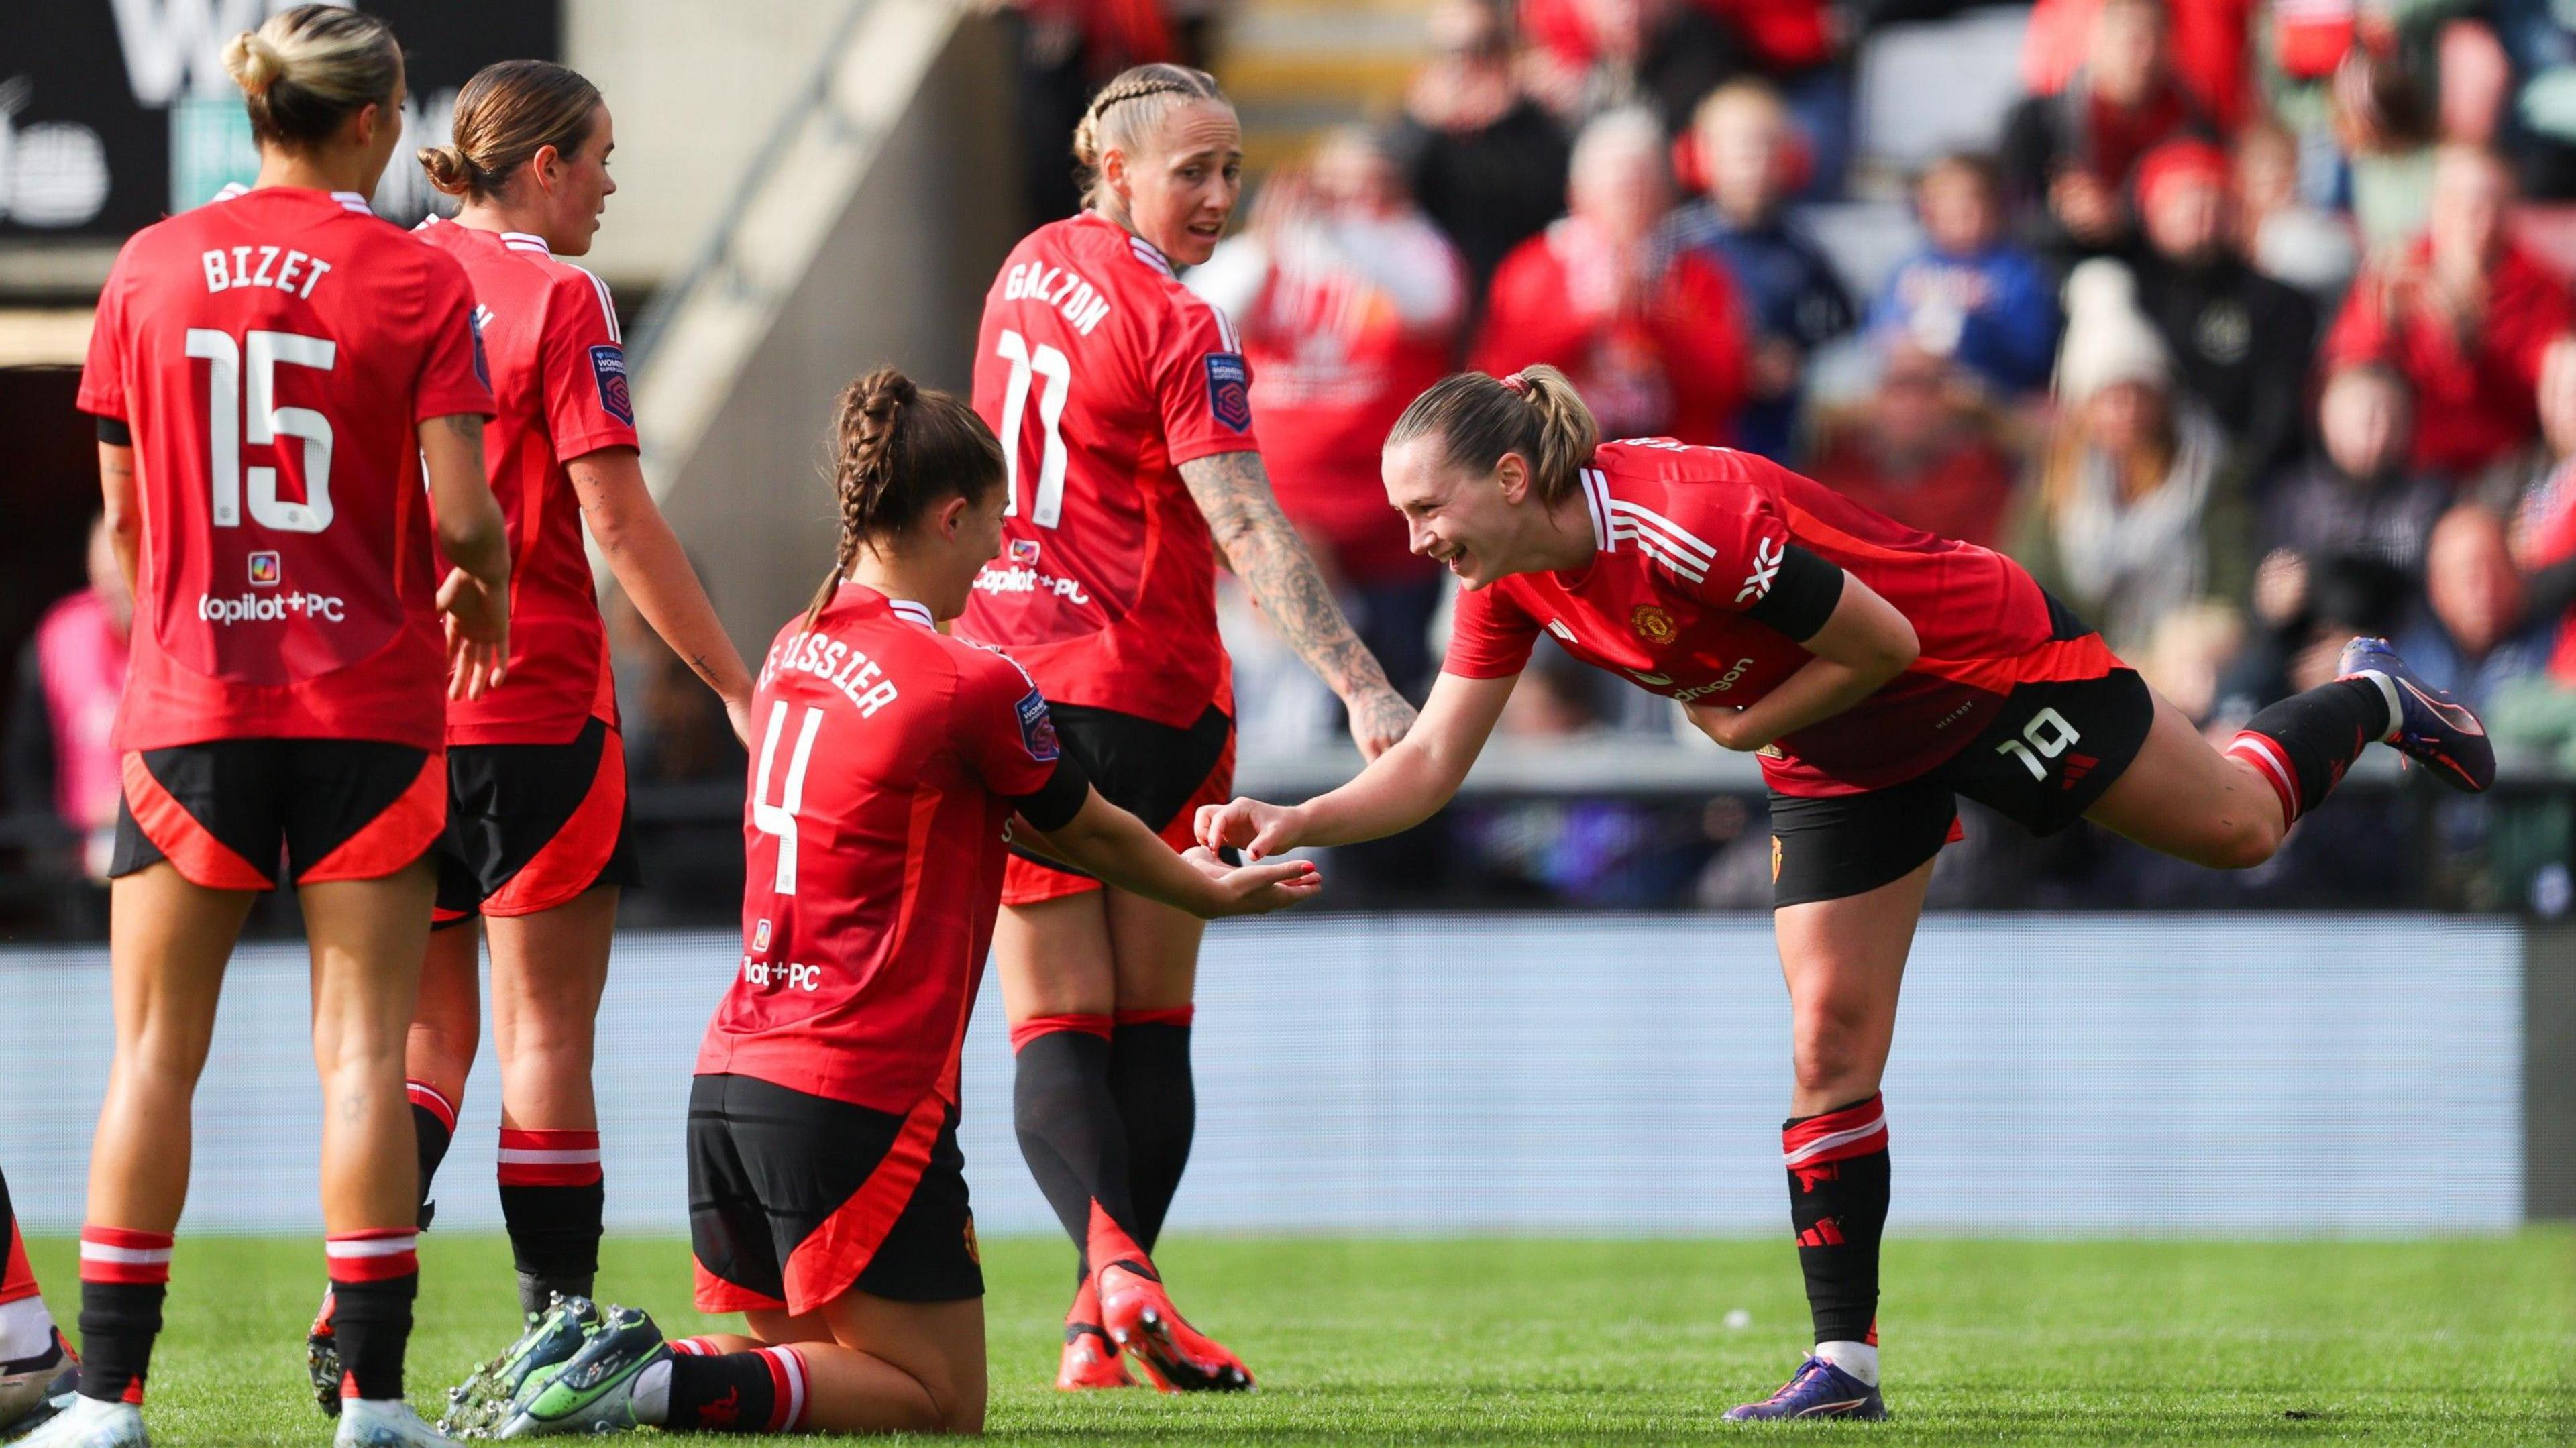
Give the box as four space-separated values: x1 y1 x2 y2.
1203 366 2495 1423
476 368 1316 1439
959 63 1416 1393
298 60 761 1412
51 9 512 1448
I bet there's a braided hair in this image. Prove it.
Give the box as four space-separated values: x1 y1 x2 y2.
801 366 1006 629
1071 64 1230 209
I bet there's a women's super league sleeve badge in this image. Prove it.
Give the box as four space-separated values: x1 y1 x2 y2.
1205 351 1252 433
591 345 635 425
1016 689 1061 761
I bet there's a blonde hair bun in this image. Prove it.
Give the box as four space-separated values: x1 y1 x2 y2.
224 30 286 97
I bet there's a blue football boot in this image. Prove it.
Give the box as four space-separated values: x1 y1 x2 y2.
1722 1355 1887 1422
2338 636 2494 793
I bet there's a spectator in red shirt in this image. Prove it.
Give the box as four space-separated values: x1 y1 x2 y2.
1807 342 2022 547
1190 127 1468 695
4 516 131 880
2019 0 2255 132
2000 0 2217 270
1472 106 1750 443
2321 144 2576 481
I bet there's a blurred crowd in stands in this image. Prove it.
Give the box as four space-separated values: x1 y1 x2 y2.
17 0 2576 920
1176 0 2576 909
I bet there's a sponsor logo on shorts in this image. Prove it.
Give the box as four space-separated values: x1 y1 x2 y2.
961 1214 980 1264
1016 689 1061 761
248 551 280 587
1771 834 1782 883
1205 351 1252 433
1631 604 1676 644
590 344 633 425
198 590 344 624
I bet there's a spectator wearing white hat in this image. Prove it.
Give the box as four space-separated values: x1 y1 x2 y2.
2010 258 2252 657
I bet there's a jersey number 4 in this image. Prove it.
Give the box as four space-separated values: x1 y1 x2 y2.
753 701 824 895
994 327 1069 528
185 326 337 533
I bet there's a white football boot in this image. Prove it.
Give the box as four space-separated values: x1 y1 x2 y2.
334 1398 464 1447
7 1396 146 1448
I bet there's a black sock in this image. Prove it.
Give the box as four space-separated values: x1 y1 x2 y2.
664 1346 790 1432
498 1129 604 1317
1782 1095 1890 1348
407 1082 456 1231
1010 1017 1140 1278
2228 678 2390 826
1108 1011 1195 1251
74 1225 169 1406
325 1231 419 1402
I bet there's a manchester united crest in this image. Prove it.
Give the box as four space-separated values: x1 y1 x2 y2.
1631 604 1676 644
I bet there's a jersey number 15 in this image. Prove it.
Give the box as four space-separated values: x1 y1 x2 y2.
185 326 337 533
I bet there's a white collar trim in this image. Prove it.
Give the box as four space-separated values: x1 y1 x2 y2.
888 599 936 630
502 231 550 255
1581 469 1613 554
331 190 374 214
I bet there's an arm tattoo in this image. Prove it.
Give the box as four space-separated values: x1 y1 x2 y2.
1181 450 1393 702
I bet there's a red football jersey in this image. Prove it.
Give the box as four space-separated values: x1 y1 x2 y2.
1444 440 2116 795
415 219 635 744
955 213 1256 729
697 584 1069 1115
78 186 494 752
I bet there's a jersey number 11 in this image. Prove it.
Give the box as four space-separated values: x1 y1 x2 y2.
994 327 1070 529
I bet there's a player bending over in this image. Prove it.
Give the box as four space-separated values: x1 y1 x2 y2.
35 9 513 1447
468 368 1317 1439
1201 366 2491 1423
306 58 759 1419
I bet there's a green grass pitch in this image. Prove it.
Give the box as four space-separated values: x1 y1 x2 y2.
17 1231 2574 1445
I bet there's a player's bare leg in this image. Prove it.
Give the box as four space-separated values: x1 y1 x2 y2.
2083 693 2290 869
301 865 438 1429
994 895 1136 1388
1727 857 1929 1423
315 922 478 1416
58 864 252 1431
488 889 617 1316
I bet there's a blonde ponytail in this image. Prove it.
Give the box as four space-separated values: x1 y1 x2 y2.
224 5 401 150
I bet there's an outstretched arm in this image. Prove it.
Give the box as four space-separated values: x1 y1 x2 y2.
1197 669 1515 858
1016 787 1320 917
1181 450 1418 758
570 447 755 744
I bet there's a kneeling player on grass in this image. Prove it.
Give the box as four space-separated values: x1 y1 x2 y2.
1 1164 79 1435
470 368 1319 1439
1199 366 2494 1423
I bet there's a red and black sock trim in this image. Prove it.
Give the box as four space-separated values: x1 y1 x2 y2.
1782 1095 1890 1347
2226 678 2389 826
325 1229 419 1402
665 1345 806 1433
407 1080 457 1229
498 1129 604 1316
76 1227 171 1404
1012 1014 1144 1278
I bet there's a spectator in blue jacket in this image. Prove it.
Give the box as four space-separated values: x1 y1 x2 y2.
1662 77 1853 462
1868 152 2063 397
